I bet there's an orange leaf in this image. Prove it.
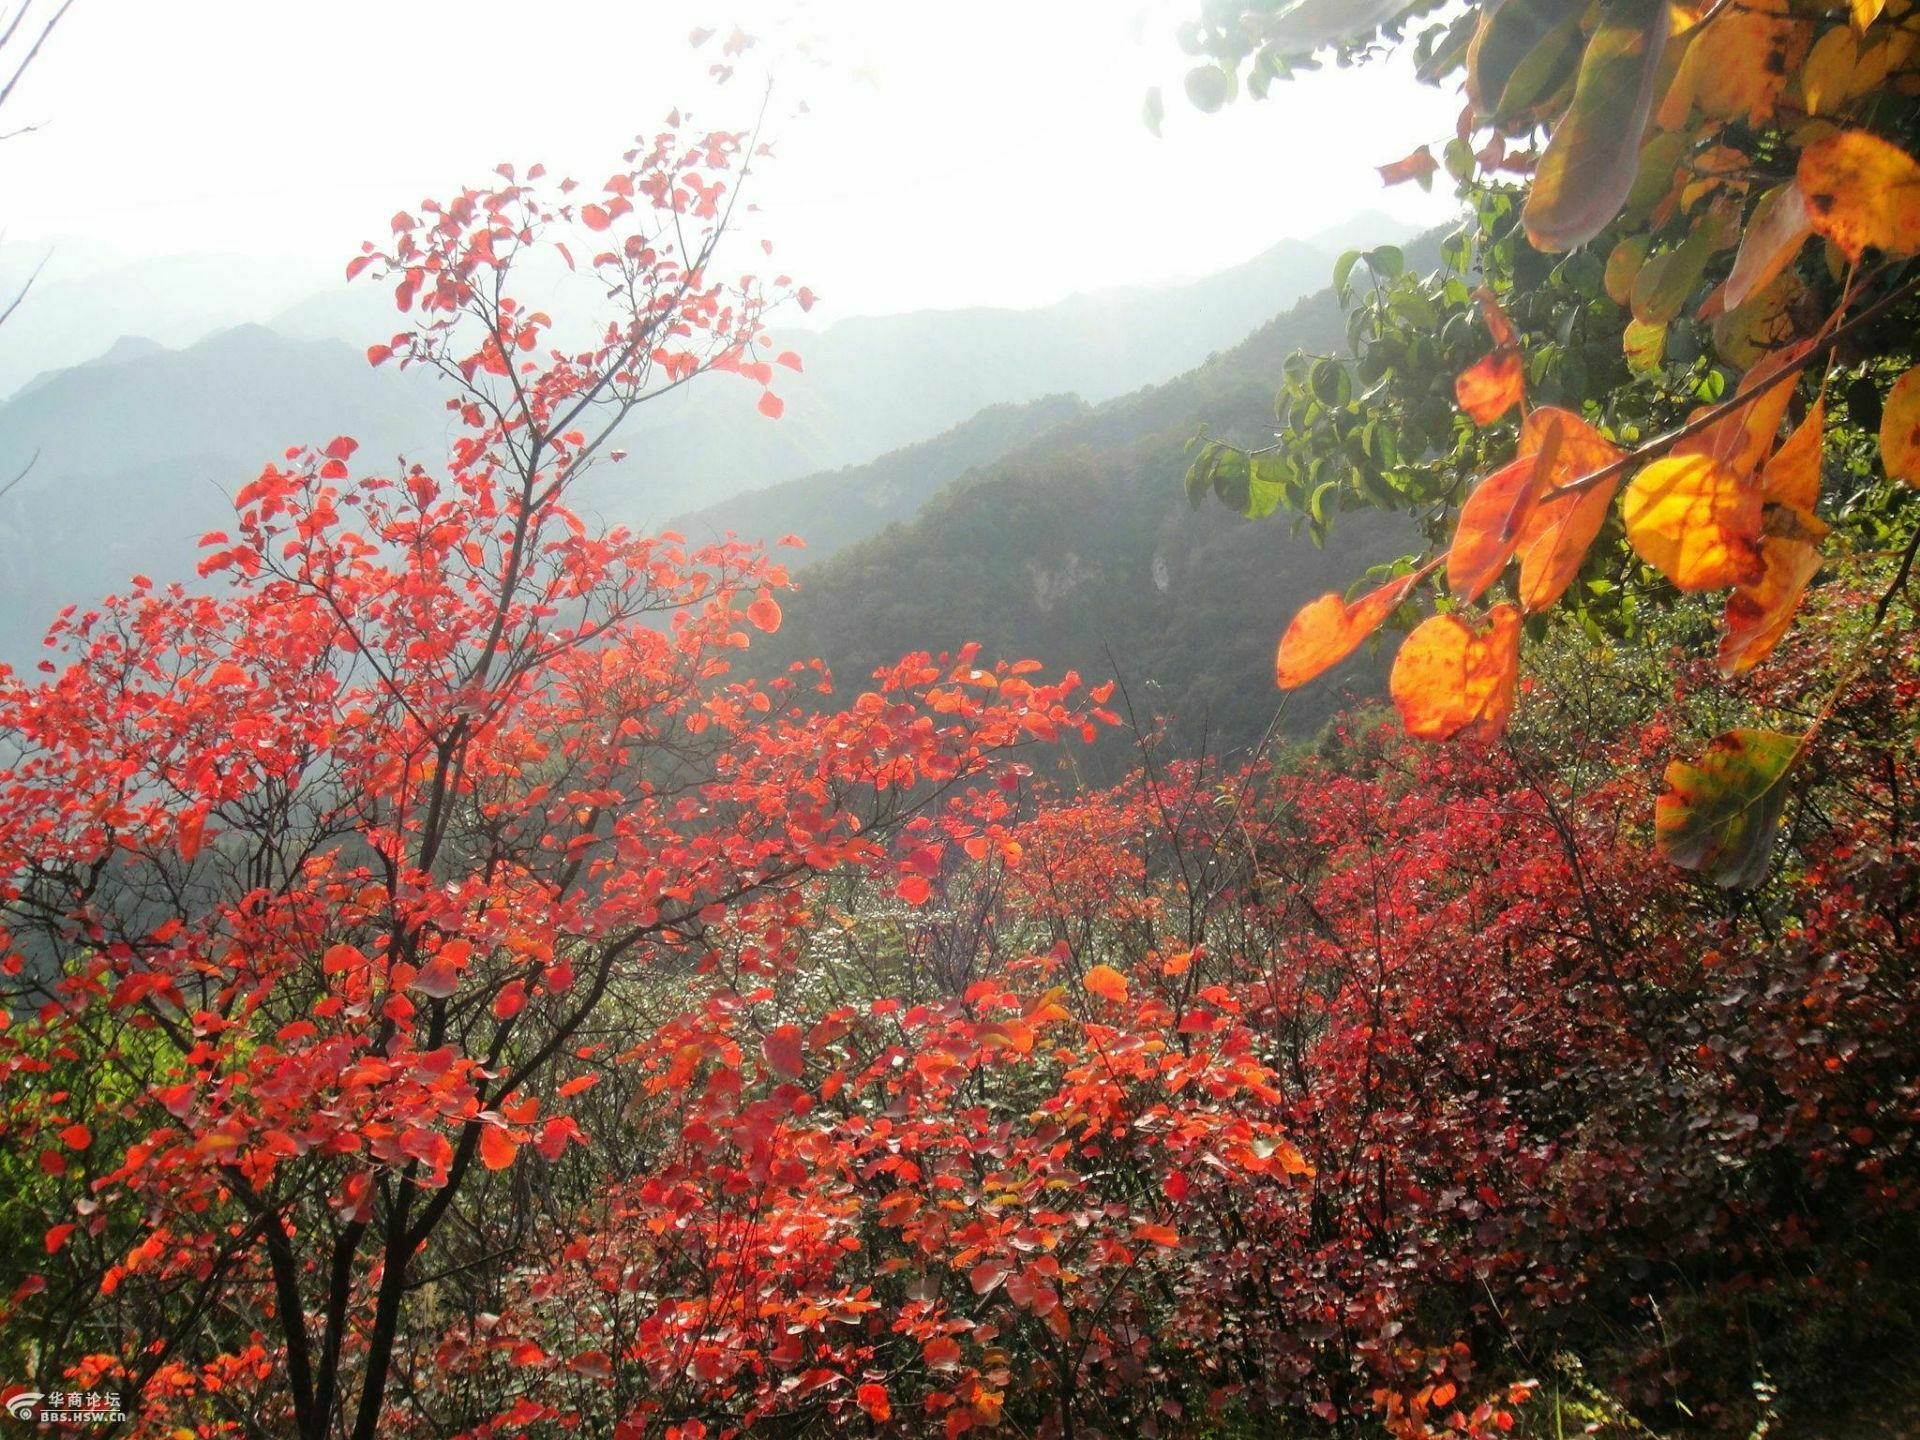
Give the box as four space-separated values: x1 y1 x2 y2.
924 1336 962 1369
1455 349 1525 425
478 1126 518 1171
1797 129 1920 262
1083 964 1129 1005
1719 514 1825 676
1389 606 1523 742
1677 341 1812 482
1883 365 1920 486
1275 575 1417 689
1513 407 1625 612
897 874 932 906
1473 288 1518 348
1762 399 1825 511
1449 452 1549 603
1623 455 1765 591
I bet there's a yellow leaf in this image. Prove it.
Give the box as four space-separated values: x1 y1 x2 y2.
1624 317 1667 372
1724 182 1813 310
1606 235 1652 304
1797 129 1920 261
1800 24 1891 115
1656 729 1802 888
1389 605 1523 743
1853 0 1887 28
1624 454 1766 591
1665 0 1809 125
1710 268 1805 370
1883 365 1920 485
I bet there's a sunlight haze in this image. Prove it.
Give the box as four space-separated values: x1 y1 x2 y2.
2 0 1459 321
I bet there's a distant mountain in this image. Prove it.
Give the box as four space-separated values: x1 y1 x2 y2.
0 249 332 401
573 234 1346 519
1301 208 1421 257
0 214 1406 677
670 393 1092 564
743 237 1446 770
0 324 446 668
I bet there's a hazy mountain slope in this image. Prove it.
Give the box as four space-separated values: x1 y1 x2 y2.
669 393 1091 563
282 235 1354 523
0 250 333 401
0 216 1423 683
0 325 446 668
746 249 1442 768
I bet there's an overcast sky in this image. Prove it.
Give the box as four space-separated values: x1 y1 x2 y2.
3 0 1462 319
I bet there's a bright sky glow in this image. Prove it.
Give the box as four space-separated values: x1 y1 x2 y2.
2 0 1463 320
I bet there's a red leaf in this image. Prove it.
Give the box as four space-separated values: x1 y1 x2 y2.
856 1384 892 1422
58 1123 92 1151
969 1260 1008 1295
581 204 612 231
1378 144 1439 188
44 1223 75 1254
763 1024 805 1079
758 390 785 420
747 592 782 633
479 1126 518 1171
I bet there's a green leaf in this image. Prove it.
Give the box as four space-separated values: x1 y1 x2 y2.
1468 0 1584 122
1332 249 1363 304
1523 0 1670 253
1310 358 1352 409
1143 86 1166 137
1368 244 1406 279
1184 64 1232 113
1655 729 1803 889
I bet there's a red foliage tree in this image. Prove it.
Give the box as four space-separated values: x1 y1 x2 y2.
0 120 1095 1439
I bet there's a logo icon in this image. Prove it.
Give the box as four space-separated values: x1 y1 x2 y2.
4 1394 41 1421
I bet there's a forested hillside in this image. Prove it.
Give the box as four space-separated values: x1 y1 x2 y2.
749 266 1431 760
670 393 1091 562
